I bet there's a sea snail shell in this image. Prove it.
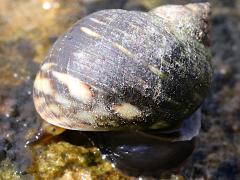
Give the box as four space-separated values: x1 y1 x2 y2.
33 3 212 131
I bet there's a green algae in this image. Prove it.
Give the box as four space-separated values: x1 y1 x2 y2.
0 160 26 180
27 141 130 180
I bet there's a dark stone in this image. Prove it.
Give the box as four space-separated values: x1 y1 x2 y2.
0 138 12 150
0 150 6 162
214 157 240 180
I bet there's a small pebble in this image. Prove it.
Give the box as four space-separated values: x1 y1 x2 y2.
13 73 18 78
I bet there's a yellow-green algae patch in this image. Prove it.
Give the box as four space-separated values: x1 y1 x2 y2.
0 160 24 180
28 141 130 180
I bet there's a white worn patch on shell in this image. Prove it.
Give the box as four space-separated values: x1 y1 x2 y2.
33 97 46 111
75 111 97 124
52 71 94 103
39 106 60 126
89 17 107 25
80 27 101 38
113 103 142 120
54 93 72 107
73 51 89 60
92 105 110 117
148 65 166 78
34 96 77 130
34 73 54 95
40 63 56 72
111 42 133 57
47 104 61 115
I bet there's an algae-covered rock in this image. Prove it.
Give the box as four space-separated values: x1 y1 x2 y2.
0 160 26 180
28 141 130 180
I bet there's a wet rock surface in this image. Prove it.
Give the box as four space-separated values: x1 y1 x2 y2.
0 0 240 179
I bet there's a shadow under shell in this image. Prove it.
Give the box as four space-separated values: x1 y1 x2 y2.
86 109 201 177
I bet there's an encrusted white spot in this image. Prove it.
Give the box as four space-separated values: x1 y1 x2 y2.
93 103 110 117
113 103 142 120
34 73 54 95
76 111 96 124
52 71 93 103
80 27 101 38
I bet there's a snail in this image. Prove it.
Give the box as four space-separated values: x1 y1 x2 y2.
33 2 211 131
33 2 211 177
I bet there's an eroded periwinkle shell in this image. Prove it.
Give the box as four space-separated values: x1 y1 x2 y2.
33 4 211 131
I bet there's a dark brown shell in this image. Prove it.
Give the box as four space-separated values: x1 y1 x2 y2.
33 5 212 131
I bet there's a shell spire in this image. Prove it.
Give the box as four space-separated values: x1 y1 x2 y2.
151 2 210 46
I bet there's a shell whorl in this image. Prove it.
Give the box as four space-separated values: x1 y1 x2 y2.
33 6 212 131
151 2 210 45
